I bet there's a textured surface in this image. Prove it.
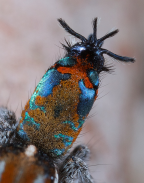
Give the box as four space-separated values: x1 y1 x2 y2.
59 145 93 183
0 107 17 146
17 56 98 157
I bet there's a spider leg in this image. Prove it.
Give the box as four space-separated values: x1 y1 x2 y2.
0 107 18 146
59 145 94 183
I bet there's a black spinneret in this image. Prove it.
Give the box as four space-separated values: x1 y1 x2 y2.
58 18 135 73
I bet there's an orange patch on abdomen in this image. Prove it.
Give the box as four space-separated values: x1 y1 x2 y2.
57 66 93 89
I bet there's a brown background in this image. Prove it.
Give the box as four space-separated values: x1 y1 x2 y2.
0 1 143 183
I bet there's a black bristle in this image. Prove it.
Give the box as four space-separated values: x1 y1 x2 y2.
93 18 97 42
58 18 87 42
97 29 119 46
101 49 135 63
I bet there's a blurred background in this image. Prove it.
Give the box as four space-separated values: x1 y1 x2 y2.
0 0 143 182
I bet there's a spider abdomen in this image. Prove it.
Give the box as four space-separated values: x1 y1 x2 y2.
16 16 134 158
17 56 98 157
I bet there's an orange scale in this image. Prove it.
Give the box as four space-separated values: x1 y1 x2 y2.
24 100 30 111
20 111 26 120
57 66 93 89
35 96 46 106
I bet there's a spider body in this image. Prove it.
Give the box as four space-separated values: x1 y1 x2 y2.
16 18 134 158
